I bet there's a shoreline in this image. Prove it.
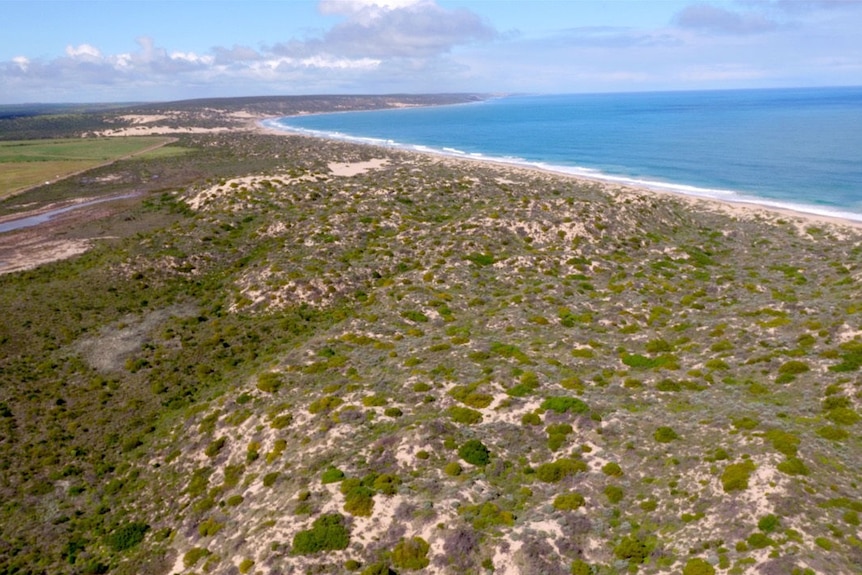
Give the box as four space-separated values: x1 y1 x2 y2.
256 119 862 234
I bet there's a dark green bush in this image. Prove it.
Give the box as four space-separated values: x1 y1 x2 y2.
458 439 491 466
541 396 589 414
777 456 809 476
613 535 650 564
205 436 227 457
292 513 350 554
105 522 149 552
654 426 679 443
758 514 780 533
401 310 429 323
321 466 345 484
535 458 588 483
602 462 623 477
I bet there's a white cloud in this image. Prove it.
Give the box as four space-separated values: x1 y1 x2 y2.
65 44 102 59
12 56 29 72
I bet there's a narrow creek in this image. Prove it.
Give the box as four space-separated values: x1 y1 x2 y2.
0 193 138 233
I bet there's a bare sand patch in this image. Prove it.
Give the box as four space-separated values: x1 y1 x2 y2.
328 158 389 177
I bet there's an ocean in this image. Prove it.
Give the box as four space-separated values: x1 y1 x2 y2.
264 87 862 222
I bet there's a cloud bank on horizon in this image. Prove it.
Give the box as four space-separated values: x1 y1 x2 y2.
1 0 860 103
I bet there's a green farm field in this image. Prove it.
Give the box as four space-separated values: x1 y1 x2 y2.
0 136 175 198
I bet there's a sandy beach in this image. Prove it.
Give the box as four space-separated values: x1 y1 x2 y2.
255 119 862 236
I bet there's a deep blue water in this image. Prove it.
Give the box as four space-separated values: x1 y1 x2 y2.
266 87 862 221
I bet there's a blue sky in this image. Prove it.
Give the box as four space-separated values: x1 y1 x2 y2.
1 0 861 103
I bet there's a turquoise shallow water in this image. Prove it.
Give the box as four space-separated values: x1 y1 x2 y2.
266 87 862 221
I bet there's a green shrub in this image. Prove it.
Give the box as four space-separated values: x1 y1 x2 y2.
553 492 585 511
614 535 650 564
465 252 496 266
392 536 430 570
204 436 227 457
362 394 388 407
270 413 293 429
458 439 491 466
731 417 759 430
602 462 623 477
344 485 375 517
444 462 462 476
239 558 255 574
654 426 679 443
541 396 589 414
361 562 397 575
292 513 351 554
817 425 849 441
535 458 588 483
490 342 532 364
758 514 780 533
448 406 483 425
309 395 343 414
764 429 799 457
256 372 282 393
777 457 809 475
656 379 682 391
778 360 810 374
105 522 149 552
721 460 756 492
373 473 401 495
263 472 280 487
521 412 541 426
683 558 715 575
226 495 244 506
450 385 494 408
815 536 833 550
571 559 593 575
183 547 211 568
604 485 624 504
401 310 429 323
825 407 860 425
384 407 404 418
459 501 515 529
747 532 774 549
321 466 345 484
198 517 223 537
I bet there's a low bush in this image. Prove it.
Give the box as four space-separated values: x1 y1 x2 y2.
553 492 585 511
458 439 491 466
654 426 679 443
604 485 624 504
448 406 483 425
256 372 282 393
392 536 430 570
105 522 149 552
344 485 375 516
614 535 650 564
683 558 715 575
541 396 589 414
183 547 211 568
721 460 756 492
535 458 588 483
292 513 350 554
321 466 345 484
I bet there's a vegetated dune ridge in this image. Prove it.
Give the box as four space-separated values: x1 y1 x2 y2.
0 100 860 575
